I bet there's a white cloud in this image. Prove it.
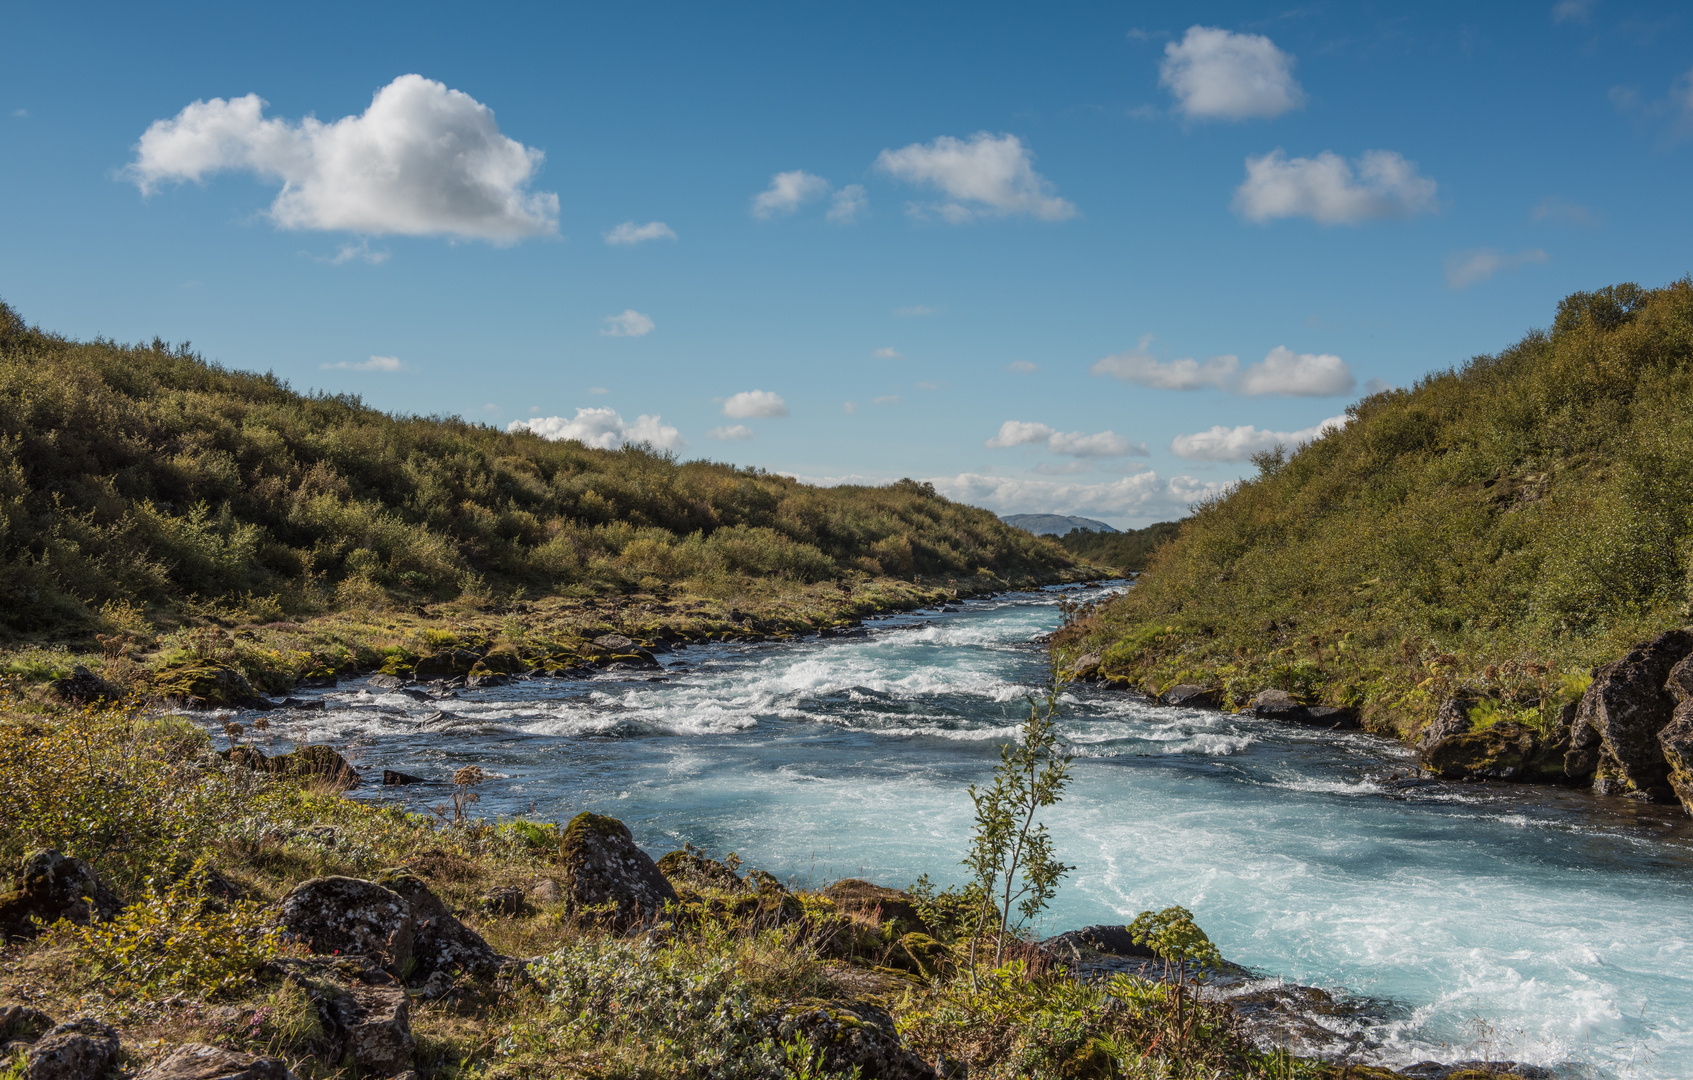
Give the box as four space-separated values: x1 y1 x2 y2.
604 220 677 245
587 386 609 395
874 132 1076 222
1091 335 1239 390
722 389 788 418
930 471 1223 520
1532 197 1601 227
895 305 938 317
330 239 389 264
1237 346 1354 396
914 380 940 391
708 425 754 441
872 346 902 359
1363 377 1395 395
509 408 683 451
1551 0 1595 24
1008 360 1039 373
128 75 558 241
751 170 828 218
842 401 858 414
828 184 868 223
985 420 1147 458
321 354 404 372
873 394 902 406
1234 149 1438 224
602 309 655 337
1171 413 1348 461
1444 247 1549 289
1160 26 1306 120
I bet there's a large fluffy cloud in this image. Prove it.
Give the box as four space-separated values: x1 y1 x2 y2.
984 420 1146 458
510 408 683 452
1233 149 1437 224
128 75 558 241
1171 413 1348 461
1092 338 1353 397
1160 26 1306 120
751 170 829 218
874 133 1076 222
721 389 788 418
1444 247 1549 289
930 472 1223 520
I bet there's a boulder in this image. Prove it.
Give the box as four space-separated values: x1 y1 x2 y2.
465 673 512 689
526 879 563 905
22 1017 119 1080
1 1005 55 1044
592 634 636 652
1250 689 1297 710
764 1000 932 1080
1659 715 1693 816
267 745 360 789
373 870 499 979
821 880 927 935
277 877 414 976
135 1043 299 1080
49 666 118 705
414 649 482 677
152 663 257 709
1421 722 1568 783
1565 630 1693 800
367 674 406 690
332 983 414 1076
1159 684 1219 710
655 849 744 892
1251 694 1361 729
1065 651 1102 680
381 770 425 786
1418 699 1475 752
557 812 677 929
0 850 120 940
477 886 526 917
1042 923 1159 961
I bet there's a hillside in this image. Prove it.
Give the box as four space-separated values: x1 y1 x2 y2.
1001 513 1119 535
1062 280 1693 743
0 301 1078 642
1055 520 1183 573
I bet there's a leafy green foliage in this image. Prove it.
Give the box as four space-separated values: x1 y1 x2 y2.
1126 907 1224 980
1054 521 1184 573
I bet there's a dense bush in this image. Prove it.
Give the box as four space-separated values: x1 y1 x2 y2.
0 302 1071 638
1072 280 1693 736
1054 522 1183 573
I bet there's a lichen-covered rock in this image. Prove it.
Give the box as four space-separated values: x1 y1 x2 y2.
1418 698 1475 752
765 1000 933 1080
135 1043 298 1080
277 877 414 976
266 745 360 789
1659 714 1693 817
822 879 928 935
372 870 498 979
558 812 677 929
1421 722 1568 783
1565 630 1693 800
656 849 745 891
22 1016 120 1080
1159 684 1219 709
0 850 120 940
332 983 414 1076
49 665 118 705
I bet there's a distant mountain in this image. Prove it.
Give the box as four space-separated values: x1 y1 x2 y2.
1002 514 1119 536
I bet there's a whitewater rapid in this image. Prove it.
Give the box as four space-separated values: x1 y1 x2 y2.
237 587 1693 1077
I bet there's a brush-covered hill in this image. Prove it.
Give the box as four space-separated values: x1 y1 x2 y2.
0 301 1078 640
1063 280 1693 741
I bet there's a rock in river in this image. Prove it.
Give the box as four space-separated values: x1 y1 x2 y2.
1566 629 1693 800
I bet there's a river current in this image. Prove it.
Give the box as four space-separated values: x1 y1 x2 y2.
251 586 1693 1077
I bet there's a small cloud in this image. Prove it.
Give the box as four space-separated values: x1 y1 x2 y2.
1363 377 1395 395
480 403 500 413
1008 360 1039 373
604 220 677 245
751 170 829 218
828 184 868 224
331 239 389 265
1160 26 1306 121
1551 0 1595 24
602 309 655 337
895 305 939 317
587 386 609 395
722 389 788 418
1444 248 1548 290
1092 334 1239 390
985 420 1147 458
1532 197 1601 227
708 425 754 441
1234 149 1438 225
510 407 684 451
842 401 858 414
321 354 404 372
1171 413 1348 462
914 380 940 391
1126 28 1167 42
873 394 902 406
872 346 903 359
875 132 1076 222
1237 346 1355 396
530 406 542 413
11 108 26 118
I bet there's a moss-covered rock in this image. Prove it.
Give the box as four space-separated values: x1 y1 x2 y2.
822 879 930 935
149 661 256 709
267 745 360 789
558 811 677 929
656 848 744 892
1421 721 1568 783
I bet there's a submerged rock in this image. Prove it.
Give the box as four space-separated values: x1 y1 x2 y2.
22 1017 120 1080
381 770 426 786
135 1043 298 1080
557 812 677 929
1565 630 1693 800
0 850 120 941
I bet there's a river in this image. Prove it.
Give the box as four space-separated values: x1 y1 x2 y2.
260 585 1693 1077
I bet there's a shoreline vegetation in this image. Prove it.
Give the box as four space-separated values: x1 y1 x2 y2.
1057 281 1693 817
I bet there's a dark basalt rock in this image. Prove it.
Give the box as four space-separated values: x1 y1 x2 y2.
277 877 415 976
0 850 120 941
135 1043 299 1080
1159 684 1220 709
367 674 406 690
1042 923 1158 961
381 770 426 786
295 674 339 690
764 999 933 1080
49 665 118 705
267 745 360 789
1422 722 1568 783
557 811 677 929
414 649 482 677
1417 698 1476 752
277 697 326 711
21 1016 120 1080
477 886 526 917
466 673 512 688
1251 695 1361 729
822 879 928 935
1565 630 1693 800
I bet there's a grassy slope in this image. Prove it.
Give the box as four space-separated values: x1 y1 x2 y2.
1055 522 1183 574
0 300 1079 643
1063 281 1693 741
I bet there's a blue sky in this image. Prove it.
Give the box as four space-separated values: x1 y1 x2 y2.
3 1 1691 527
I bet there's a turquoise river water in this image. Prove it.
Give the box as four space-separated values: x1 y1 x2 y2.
247 586 1693 1077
